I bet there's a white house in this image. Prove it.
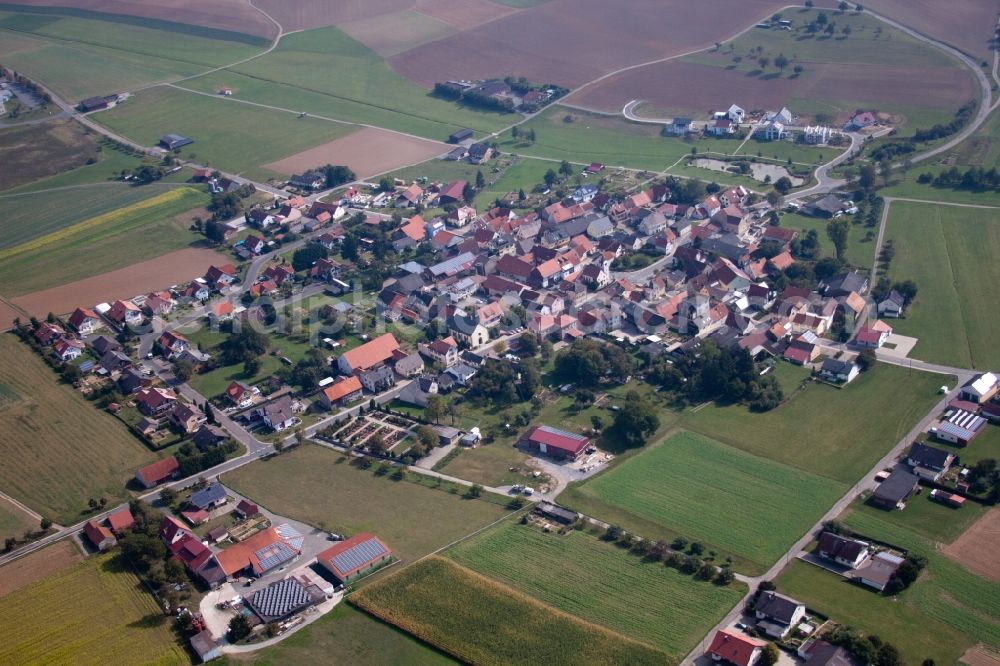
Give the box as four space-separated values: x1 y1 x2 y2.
754 591 806 639
727 104 746 123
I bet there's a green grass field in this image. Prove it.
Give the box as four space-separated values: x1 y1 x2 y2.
95 86 353 181
679 363 947 484
180 26 512 140
447 521 745 659
223 444 510 563
778 210 877 271
778 502 1000 664
351 556 668 666
882 172 1000 207
882 201 1000 370
854 490 987 544
0 496 37 543
959 424 1000 466
0 550 188 664
561 431 845 574
0 185 209 296
0 335 157 523
0 9 262 100
224 602 454 666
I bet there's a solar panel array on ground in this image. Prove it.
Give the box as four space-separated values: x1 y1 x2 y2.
331 538 388 577
247 578 313 622
255 541 296 573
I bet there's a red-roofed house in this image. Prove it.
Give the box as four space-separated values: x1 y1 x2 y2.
214 526 301 578
135 456 180 488
319 375 363 409
205 264 237 289
855 320 892 348
399 215 427 242
53 338 85 363
317 532 392 583
707 629 767 666
520 425 590 461
337 333 400 375
136 387 177 415
108 300 142 327
437 180 467 205
69 307 103 335
157 330 189 358
84 520 116 551
767 251 794 273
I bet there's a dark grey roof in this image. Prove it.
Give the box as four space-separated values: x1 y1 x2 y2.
189 482 226 510
907 442 952 470
263 395 294 425
537 502 578 523
804 641 857 666
874 469 919 503
809 193 846 215
821 358 857 375
824 271 867 295
394 352 424 374
817 532 867 562
881 289 905 306
756 591 803 624
247 578 317 623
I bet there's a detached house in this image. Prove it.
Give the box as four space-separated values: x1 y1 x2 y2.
319 375 363 409
905 442 954 481
34 322 65 346
169 402 206 434
420 337 459 367
108 300 143 327
158 331 189 358
53 338 85 363
136 387 178 415
256 395 296 432
755 591 806 639
225 381 258 408
135 456 180 488
707 629 767 666
877 290 906 318
820 358 860 384
205 264 237 290
69 307 103 335
817 532 870 568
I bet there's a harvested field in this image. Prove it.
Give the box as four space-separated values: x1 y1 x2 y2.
351 556 668 666
570 60 974 119
10 247 228 320
864 0 997 62
253 0 412 33
0 540 82 598
0 119 97 191
414 0 517 30
961 646 1000 666
389 0 783 89
263 127 447 179
945 509 1000 583
339 10 455 58
0 301 24 331
3 0 276 40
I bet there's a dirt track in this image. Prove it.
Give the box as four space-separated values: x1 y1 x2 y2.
944 507 1000 582
263 126 447 180
9 247 229 322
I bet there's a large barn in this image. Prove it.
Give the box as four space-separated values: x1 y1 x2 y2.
520 425 590 461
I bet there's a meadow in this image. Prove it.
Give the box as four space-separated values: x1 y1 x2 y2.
777 210 878 271
0 118 97 191
882 201 1000 370
95 86 352 181
0 334 156 523
446 521 745 659
0 551 189 664
679 363 947 484
561 431 845 574
223 444 510 563
181 25 513 141
229 602 455 666
0 496 37 543
0 185 209 296
351 556 668 666
0 8 262 100
850 490 986 551
776 503 1000 665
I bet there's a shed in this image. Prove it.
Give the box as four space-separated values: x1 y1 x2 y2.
536 502 578 525
159 133 194 151
190 630 221 663
448 128 473 143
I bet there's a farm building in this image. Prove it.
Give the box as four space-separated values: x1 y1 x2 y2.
190 630 221 663
159 133 194 151
817 532 870 568
135 456 180 489
317 532 392 584
246 577 324 623
106 507 136 535
754 591 806 639
337 333 400 375
448 128 473 143
706 628 767 666
214 526 302 579
905 442 954 481
929 489 966 507
319 375 363 409
959 372 999 404
936 409 987 445
851 551 904 592
520 425 590 461
535 502 578 525
870 469 920 510
83 520 116 551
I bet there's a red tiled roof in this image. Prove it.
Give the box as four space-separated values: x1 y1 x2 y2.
524 425 590 456
136 456 179 486
707 629 766 666
215 526 298 576
323 375 362 403
107 507 135 533
84 520 114 548
317 532 391 579
339 333 399 372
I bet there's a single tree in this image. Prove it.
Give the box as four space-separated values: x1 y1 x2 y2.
543 168 558 188
475 170 485 189
227 615 253 643
425 394 447 424
559 160 573 177
826 218 850 260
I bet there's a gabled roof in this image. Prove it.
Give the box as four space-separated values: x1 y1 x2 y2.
84 520 114 547
524 425 589 456
215 526 300 576
317 532 391 580
339 333 400 372
907 442 952 469
189 482 226 510
136 456 179 486
323 375 363 402
708 629 766 666
756 591 803 623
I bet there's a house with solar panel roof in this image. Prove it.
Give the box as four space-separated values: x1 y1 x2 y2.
317 532 393 584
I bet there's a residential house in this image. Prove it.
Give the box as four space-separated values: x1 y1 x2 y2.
806 194 848 219
144 292 174 316
188 482 227 512
225 381 258 408
393 352 424 378
205 264 237 289
256 395 296 432
135 456 180 488
69 307 103 335
817 532 870 568
848 109 878 129
755 591 806 639
851 551 904 591
664 117 693 136
854 320 892 348
169 402 206 434
158 331 189 358
877 290 906 318
192 424 228 451
136 387 178 415
394 183 424 208
180 281 210 302
707 117 737 136
783 333 819 365
707 629 767 666
360 365 395 394
437 180 467 205
798 640 857 666
906 442 954 480
319 375 363 409
52 338 84 363
820 358 860 384
243 235 266 255
106 507 136 535
467 142 492 164
871 469 920 510
289 171 324 190
108 300 143 327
